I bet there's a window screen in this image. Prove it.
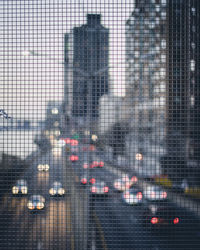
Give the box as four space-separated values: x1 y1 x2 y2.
0 0 200 249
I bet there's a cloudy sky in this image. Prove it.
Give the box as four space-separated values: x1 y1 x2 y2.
0 0 135 120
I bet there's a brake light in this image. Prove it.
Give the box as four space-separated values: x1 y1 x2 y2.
162 191 167 199
136 192 143 200
173 218 179 224
103 186 109 193
83 163 88 169
93 161 98 167
124 191 130 199
70 139 79 146
65 138 71 144
81 178 87 184
151 217 158 224
99 161 104 167
151 191 156 199
131 176 138 183
70 155 79 161
90 178 96 184
91 187 97 193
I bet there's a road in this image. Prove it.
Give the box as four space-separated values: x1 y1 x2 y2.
0 146 88 250
0 138 199 250
71 142 200 250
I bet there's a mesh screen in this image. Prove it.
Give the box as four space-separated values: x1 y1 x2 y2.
0 0 200 249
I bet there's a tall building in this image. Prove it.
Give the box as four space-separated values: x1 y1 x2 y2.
65 14 109 119
166 0 200 184
124 0 167 177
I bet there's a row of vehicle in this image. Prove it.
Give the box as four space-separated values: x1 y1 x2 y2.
12 179 65 211
12 162 65 211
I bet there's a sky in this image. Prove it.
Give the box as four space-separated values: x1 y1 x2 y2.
0 0 135 120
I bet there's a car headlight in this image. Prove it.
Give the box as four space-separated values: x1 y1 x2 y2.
44 164 49 171
37 202 44 210
38 164 43 171
12 186 19 194
21 186 28 194
58 188 65 195
27 202 35 210
49 188 56 195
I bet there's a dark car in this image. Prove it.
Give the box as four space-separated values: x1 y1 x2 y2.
90 181 109 196
142 204 180 232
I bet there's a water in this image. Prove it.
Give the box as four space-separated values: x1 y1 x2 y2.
0 129 38 160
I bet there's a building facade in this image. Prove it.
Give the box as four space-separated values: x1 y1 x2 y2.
166 0 200 184
124 0 167 177
65 14 109 119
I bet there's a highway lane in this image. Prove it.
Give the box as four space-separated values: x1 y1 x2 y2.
71 144 200 250
0 148 74 250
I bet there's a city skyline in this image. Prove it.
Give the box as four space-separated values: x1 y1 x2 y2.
0 0 135 120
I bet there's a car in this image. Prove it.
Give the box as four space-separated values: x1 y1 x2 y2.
27 195 45 210
37 164 49 171
143 185 167 201
69 155 79 162
83 162 89 169
49 181 65 196
113 175 131 192
142 204 180 231
80 175 96 185
90 161 104 169
122 188 143 205
12 179 28 195
90 181 109 196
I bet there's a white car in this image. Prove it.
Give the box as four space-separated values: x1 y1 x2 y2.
37 164 49 171
12 179 28 195
27 195 45 210
113 175 131 192
90 181 109 196
49 182 65 196
143 186 167 201
122 188 143 205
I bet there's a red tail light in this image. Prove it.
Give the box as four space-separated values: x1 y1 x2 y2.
70 155 79 161
83 163 88 169
103 186 109 193
64 138 71 144
136 192 143 200
124 191 130 199
151 217 158 224
131 176 138 183
93 161 98 167
173 218 179 224
91 187 97 193
90 178 96 184
151 191 156 199
99 161 104 167
70 139 79 146
162 191 167 199
81 178 87 184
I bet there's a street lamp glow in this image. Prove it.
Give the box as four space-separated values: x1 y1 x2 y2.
51 108 59 114
135 153 143 161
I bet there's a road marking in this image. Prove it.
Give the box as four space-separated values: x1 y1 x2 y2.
92 211 108 250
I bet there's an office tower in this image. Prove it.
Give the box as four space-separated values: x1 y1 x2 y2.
65 14 109 119
166 0 200 184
